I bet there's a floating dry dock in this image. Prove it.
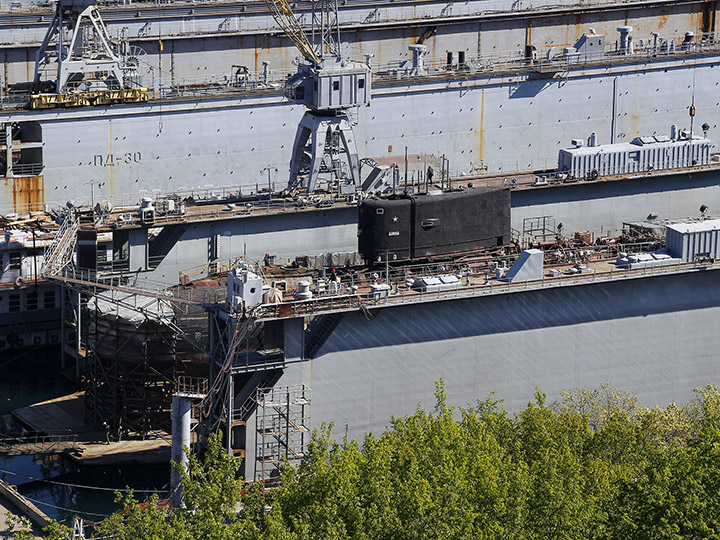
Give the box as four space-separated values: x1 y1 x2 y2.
179 218 720 481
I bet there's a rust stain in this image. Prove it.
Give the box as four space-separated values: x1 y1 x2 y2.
477 89 485 162
658 13 668 30
574 14 582 43
628 88 641 143
708 0 717 36
108 119 114 195
355 30 364 60
24 49 30 84
699 5 707 35
5 175 45 214
254 35 261 74
526 21 533 48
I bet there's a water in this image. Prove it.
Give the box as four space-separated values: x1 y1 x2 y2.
0 345 75 416
0 346 170 526
0 451 170 525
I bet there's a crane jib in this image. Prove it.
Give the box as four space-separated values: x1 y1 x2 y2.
265 0 321 64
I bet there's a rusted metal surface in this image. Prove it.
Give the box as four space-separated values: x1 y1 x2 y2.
3 175 44 214
28 88 149 109
700 0 717 35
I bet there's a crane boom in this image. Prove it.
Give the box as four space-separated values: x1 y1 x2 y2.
265 0 370 194
265 0 321 64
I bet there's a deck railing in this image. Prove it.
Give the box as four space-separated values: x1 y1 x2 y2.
4 30 720 111
0 432 78 456
250 258 717 321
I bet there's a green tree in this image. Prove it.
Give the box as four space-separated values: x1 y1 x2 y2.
609 385 720 540
268 381 524 540
41 384 720 540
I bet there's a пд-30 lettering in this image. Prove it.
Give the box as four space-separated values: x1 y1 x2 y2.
93 152 142 167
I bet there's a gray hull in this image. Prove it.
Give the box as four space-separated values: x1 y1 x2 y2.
254 266 720 466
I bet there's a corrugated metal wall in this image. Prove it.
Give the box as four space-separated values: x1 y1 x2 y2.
667 223 720 260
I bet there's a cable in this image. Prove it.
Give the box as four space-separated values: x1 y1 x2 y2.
20 494 112 518
0 467 167 494
0 344 47 369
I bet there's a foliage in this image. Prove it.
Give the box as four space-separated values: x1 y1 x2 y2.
4 513 33 540
44 432 264 540
41 383 720 540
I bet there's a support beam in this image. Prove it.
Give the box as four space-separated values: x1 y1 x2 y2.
170 395 192 508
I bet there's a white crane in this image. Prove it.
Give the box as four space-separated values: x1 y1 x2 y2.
34 0 124 94
266 0 371 193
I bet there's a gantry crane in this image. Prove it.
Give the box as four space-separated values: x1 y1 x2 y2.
265 0 371 193
31 0 148 107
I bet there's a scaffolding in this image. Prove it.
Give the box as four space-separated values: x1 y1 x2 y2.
522 215 558 245
86 295 179 438
255 384 310 484
43 209 214 439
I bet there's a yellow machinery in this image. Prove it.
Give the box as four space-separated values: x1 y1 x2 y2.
28 88 149 109
264 0 321 64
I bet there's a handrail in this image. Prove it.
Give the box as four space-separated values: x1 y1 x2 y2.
249 259 718 321
4 33 719 111
41 210 79 277
175 376 209 396
0 432 78 455
48 265 220 306
11 163 44 176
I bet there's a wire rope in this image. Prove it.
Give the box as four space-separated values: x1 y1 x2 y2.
0 467 167 494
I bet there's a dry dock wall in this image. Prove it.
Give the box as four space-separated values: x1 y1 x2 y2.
270 268 720 448
136 205 358 283
0 0 707 85
511 168 720 232
5 52 720 213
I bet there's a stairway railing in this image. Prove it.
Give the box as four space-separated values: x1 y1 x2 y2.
42 209 79 277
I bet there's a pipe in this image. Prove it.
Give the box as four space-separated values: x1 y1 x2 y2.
170 394 192 508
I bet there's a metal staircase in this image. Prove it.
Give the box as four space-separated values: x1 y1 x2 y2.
148 224 187 265
233 369 284 423
42 210 79 277
304 312 343 358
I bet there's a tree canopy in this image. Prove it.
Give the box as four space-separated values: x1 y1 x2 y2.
41 383 720 540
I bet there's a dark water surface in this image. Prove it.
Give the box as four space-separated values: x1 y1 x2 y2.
0 345 75 416
0 450 169 525
0 347 170 526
